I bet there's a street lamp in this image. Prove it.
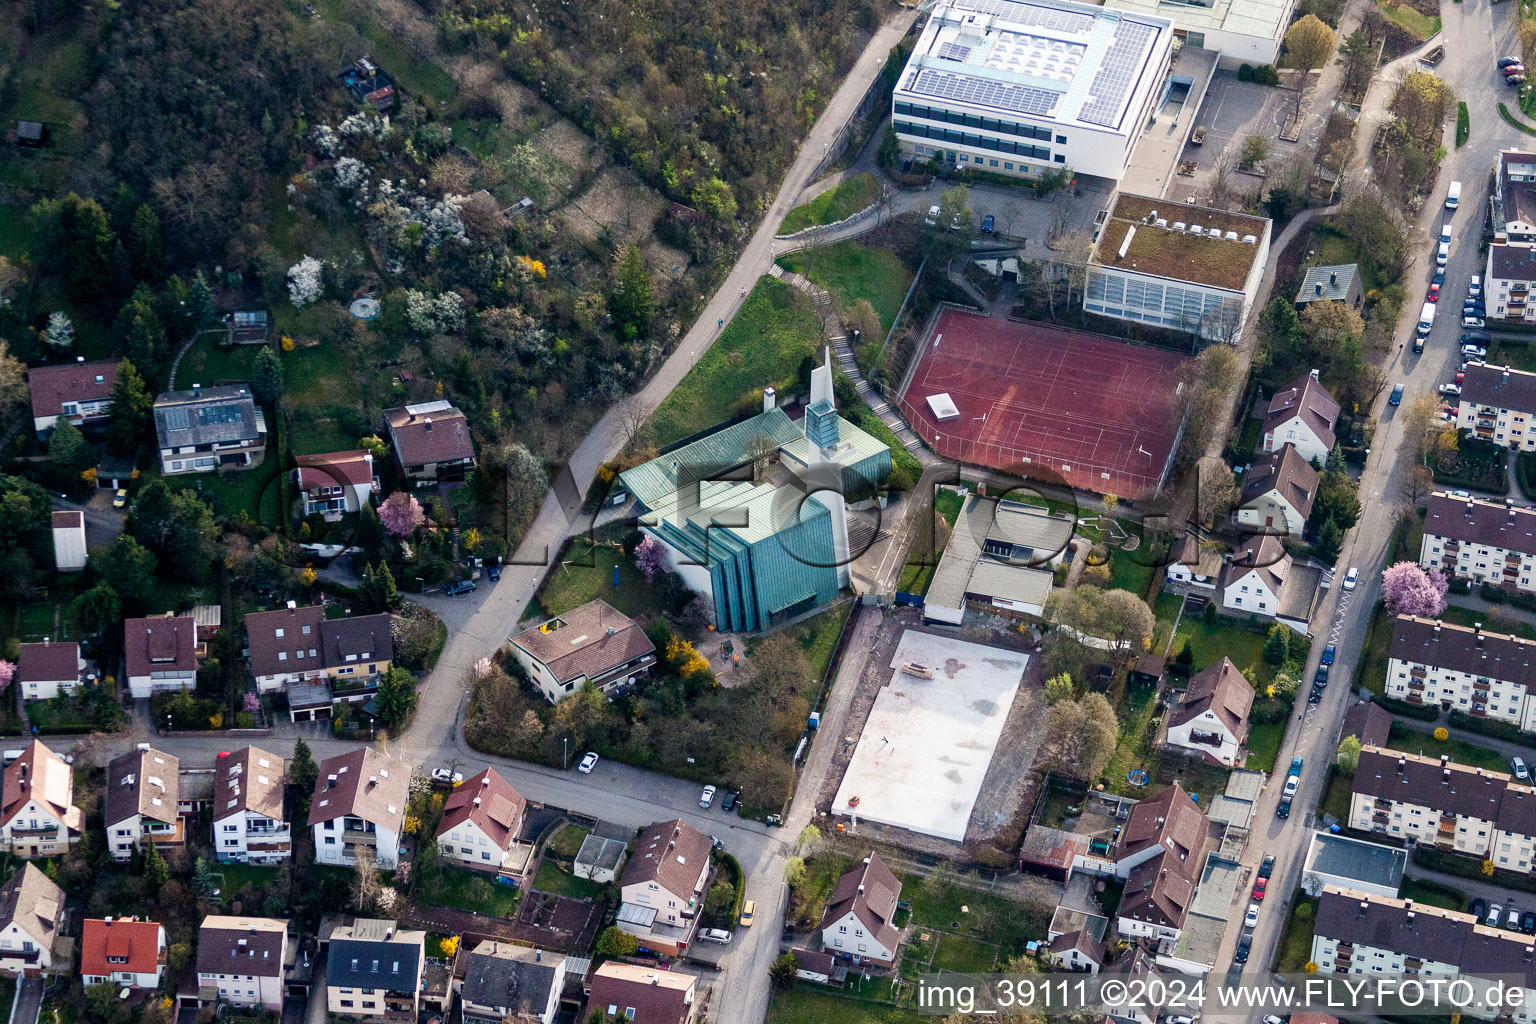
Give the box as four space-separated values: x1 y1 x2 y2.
563 736 569 770
416 576 425 593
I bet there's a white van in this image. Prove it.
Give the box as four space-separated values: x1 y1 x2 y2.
1418 302 1436 335
1437 241 1450 266
1447 180 1462 209
1440 223 1453 243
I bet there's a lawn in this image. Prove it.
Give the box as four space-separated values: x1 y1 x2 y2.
164 447 284 528
1376 0 1441 39
1109 547 1155 597
897 562 936 596
1156 594 1269 680
1397 876 1466 912
1320 767 1352 823
768 985 926 1024
313 0 458 105
779 173 883 234
930 933 1000 973
1490 336 1536 374
749 599 853 695
898 872 1047 947
1388 721 1509 771
214 862 281 894
777 242 914 336
545 823 589 860
533 526 680 621
1246 720 1287 774
418 864 522 917
175 334 257 386
531 859 606 901
1272 892 1318 972
646 277 824 446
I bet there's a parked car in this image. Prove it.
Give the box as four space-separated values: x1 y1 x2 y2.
1276 796 1292 819
1244 903 1260 928
699 928 732 944
444 579 476 596
1522 910 1536 934
1433 269 1445 286
1464 330 1493 342
1315 663 1330 685
1439 383 1462 396
577 751 599 773
699 784 717 808
486 564 502 582
1235 935 1252 964
1343 567 1359 589
1509 75 1527 86
113 488 129 509
1515 756 1530 781
1389 384 1404 406
1290 757 1304 776
1321 643 1336 665
721 791 738 812
1264 1017 1286 1024
1259 854 1276 878
740 900 757 926
1501 56 1524 67
981 214 995 233
1490 903 1504 927
1472 898 1488 922
1437 241 1450 265
1510 907 1521 930
1470 275 1483 297
1465 300 1486 312
430 768 463 785
1428 283 1441 302
1506 64 1528 76
924 205 939 226
1464 343 1489 357
1308 683 1324 703
1253 878 1268 901
1283 775 1300 799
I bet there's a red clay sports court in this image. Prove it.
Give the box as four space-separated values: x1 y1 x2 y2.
898 309 1190 498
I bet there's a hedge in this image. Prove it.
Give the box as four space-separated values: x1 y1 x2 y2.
1500 102 1536 137
1448 709 1536 750
1414 845 1536 894
1480 582 1536 613
1378 695 1440 721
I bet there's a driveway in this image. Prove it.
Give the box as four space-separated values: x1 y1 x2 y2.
11 978 40 1024
50 494 123 550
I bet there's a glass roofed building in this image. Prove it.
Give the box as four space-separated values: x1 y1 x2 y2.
619 357 890 632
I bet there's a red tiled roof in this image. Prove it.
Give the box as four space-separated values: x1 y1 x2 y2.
438 768 526 851
295 450 374 490
81 918 163 979
820 851 902 953
28 360 120 418
621 819 711 899
0 741 80 835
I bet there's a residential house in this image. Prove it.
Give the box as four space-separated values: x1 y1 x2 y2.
0 864 65 976
459 940 565 1024
1347 746 1536 873
586 961 697 1024
1384 614 1536 726
195 916 288 1011
922 495 1068 625
1218 533 1323 635
1339 701 1393 749
1294 265 1362 308
1236 443 1317 538
435 768 526 874
1047 929 1107 973
1164 532 1224 599
308 749 410 870
294 451 376 516
1454 364 1536 450
15 642 81 701
153 384 266 476
28 358 119 436
124 616 197 699
1164 657 1253 767
382 401 476 481
325 919 424 1019
1098 948 1165 1024
1261 371 1340 466
105 747 182 862
1309 884 1536 1020
817 851 902 967
245 604 393 695
1111 786 1209 947
1485 246 1536 323
616 819 713 955
51 511 85 572
1420 491 1536 593
213 746 290 864
80 917 166 990
0 741 81 859
509 600 657 704
1493 149 1536 244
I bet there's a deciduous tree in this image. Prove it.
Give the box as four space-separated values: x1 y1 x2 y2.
1381 561 1448 618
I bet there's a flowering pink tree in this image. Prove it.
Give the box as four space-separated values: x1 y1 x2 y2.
242 693 260 713
379 492 425 538
1382 561 1449 618
0 661 13 691
635 535 667 579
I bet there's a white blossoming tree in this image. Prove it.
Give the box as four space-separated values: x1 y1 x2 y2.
287 256 324 307
42 311 74 352
404 290 465 334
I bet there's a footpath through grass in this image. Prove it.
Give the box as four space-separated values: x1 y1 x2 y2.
779 173 882 234
778 242 913 335
646 277 824 446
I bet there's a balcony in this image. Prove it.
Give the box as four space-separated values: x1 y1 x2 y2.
7 824 63 838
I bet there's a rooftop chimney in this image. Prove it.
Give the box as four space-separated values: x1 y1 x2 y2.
763 386 777 413
1309 368 1320 381
1315 282 1324 295
424 417 433 431
1330 271 1339 285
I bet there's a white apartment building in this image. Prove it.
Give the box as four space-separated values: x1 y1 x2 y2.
1310 886 1536 1022
213 746 290 864
1384 614 1536 728
195 916 288 1011
0 741 82 859
308 749 409 870
891 0 1175 183
1420 491 1536 593
1486 245 1536 322
1085 195 1270 342
1455 363 1536 450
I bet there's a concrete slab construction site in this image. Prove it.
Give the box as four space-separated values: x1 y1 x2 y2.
830 630 1028 843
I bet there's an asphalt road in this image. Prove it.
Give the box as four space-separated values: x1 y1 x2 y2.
1210 0 1517 992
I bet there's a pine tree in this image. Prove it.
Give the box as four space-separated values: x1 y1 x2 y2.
144 842 169 889
193 856 215 896
610 245 654 340
127 204 164 281
107 359 154 455
1263 624 1290 666
252 346 285 403
114 283 167 379
356 503 384 559
364 560 399 612
290 737 319 794
188 270 216 329
1314 516 1343 563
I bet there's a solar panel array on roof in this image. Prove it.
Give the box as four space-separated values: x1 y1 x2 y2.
937 41 974 61
957 0 1096 34
911 67 1060 116
1077 19 1156 126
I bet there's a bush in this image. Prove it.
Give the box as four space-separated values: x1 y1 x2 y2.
1449 709 1536 750
1378 695 1440 721
1254 64 1281 85
1414 846 1536 894
1238 63 1255 81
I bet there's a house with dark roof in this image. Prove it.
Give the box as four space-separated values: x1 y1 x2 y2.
459 940 565 1024
0 740 81 859
818 851 902 967
213 746 289 865
1420 491 1536 593
324 919 425 1018
0 863 66 976
382 401 475 480
1485 245 1536 324
1339 701 1393 749
1384 613 1536 727
105 747 182 862
1103 784 1211 946
1494 149 1536 245
1236 443 1318 538
1453 363 1536 450
195 916 288 1011
15 642 82 701
80 917 166 990
294 450 377 517
1164 530 1224 598
574 833 629 884
1047 928 1107 973
586 960 697 1024
1218 533 1323 636
124 616 197 699
244 603 393 700
308 749 410 870
1164 657 1253 766
509 600 656 704
51 510 85 572
28 358 120 436
1117 856 1195 945
1294 265 1362 308
616 819 713 955
1261 370 1340 466
153 384 266 476
435 768 526 874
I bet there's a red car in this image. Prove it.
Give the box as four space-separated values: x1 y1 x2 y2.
1428 283 1441 302
1252 878 1268 901
1455 371 1466 384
